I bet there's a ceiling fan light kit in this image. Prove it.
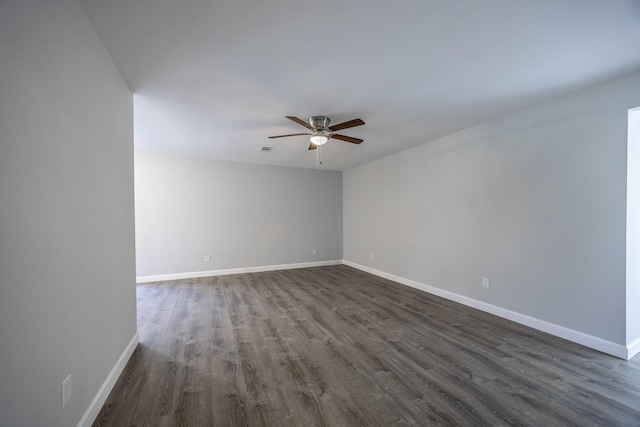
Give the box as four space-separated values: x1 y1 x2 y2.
309 131 328 146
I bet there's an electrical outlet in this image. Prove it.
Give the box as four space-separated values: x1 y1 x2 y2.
312 249 317 255
62 375 71 408
482 277 490 289
204 255 210 263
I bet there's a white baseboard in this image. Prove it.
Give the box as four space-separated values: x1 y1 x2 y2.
627 337 640 360
136 260 342 283
343 260 630 360
77 332 139 427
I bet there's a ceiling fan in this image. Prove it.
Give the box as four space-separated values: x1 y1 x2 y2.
269 116 365 150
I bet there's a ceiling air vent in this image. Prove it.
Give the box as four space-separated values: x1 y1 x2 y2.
259 146 273 152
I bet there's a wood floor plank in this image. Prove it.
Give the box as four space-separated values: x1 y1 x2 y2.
93 265 640 426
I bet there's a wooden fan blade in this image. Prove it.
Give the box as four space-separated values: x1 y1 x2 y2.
308 143 317 150
268 133 310 139
331 134 363 144
286 116 313 129
328 118 365 132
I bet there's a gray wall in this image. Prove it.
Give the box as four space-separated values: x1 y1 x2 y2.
344 70 640 347
135 153 343 277
0 1 136 426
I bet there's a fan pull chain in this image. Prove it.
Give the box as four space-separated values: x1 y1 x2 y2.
316 145 322 167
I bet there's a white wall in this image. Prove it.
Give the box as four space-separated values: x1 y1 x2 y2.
628 108 640 349
0 1 137 426
135 153 343 278
344 70 640 355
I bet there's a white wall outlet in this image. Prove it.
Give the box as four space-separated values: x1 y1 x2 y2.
482 277 490 289
62 375 71 408
370 252 374 260
312 249 317 255
204 255 210 263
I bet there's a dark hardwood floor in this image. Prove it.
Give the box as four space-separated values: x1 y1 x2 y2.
93 265 640 426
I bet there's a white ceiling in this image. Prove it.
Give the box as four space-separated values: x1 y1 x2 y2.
80 0 640 171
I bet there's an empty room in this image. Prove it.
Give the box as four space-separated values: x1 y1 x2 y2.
2 1 640 426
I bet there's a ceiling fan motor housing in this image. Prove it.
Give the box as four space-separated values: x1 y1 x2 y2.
309 116 330 130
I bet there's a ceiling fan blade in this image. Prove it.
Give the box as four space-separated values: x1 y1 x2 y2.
328 118 365 132
331 134 363 144
268 133 310 139
308 143 317 150
286 116 313 129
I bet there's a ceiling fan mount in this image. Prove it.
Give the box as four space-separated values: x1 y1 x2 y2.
269 115 365 150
